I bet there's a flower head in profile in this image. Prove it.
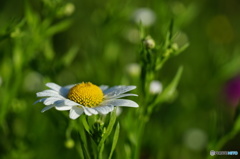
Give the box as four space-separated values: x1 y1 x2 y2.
35 82 138 119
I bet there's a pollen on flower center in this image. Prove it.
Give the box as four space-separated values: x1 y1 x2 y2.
67 82 103 107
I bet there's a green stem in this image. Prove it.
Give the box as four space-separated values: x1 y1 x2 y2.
135 119 149 159
98 143 104 159
78 125 91 159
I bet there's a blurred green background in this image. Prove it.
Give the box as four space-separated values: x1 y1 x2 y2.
1 0 240 158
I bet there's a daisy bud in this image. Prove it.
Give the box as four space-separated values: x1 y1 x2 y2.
143 36 155 49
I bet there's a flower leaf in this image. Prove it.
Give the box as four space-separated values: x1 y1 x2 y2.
81 115 90 134
98 108 117 148
155 66 183 105
108 122 120 159
174 43 189 56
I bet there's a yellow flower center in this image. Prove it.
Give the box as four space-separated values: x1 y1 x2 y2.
67 82 103 107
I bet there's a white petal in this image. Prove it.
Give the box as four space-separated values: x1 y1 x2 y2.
52 99 79 106
82 107 98 116
59 84 76 97
46 83 61 92
108 105 114 111
63 84 76 90
104 86 136 97
34 98 47 104
85 107 98 115
100 85 109 91
41 105 55 112
101 99 139 107
69 107 84 119
43 97 63 105
105 93 138 99
94 105 114 114
36 90 61 97
55 105 72 111
82 107 92 116
64 99 80 106
53 100 66 106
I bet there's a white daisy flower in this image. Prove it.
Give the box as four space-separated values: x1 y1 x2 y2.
35 82 138 119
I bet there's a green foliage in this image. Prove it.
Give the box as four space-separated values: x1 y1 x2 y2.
1 0 240 159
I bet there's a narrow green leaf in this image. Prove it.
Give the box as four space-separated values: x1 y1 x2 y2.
168 19 174 41
98 142 105 159
45 20 72 36
62 46 79 66
78 130 91 159
233 114 240 132
206 114 240 159
108 122 120 159
155 66 183 104
89 138 98 159
174 43 189 56
98 108 117 148
43 40 55 60
81 115 90 134
164 19 174 49
76 142 85 159
138 21 145 40
25 1 39 27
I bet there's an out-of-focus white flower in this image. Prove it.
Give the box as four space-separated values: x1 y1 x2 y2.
183 128 207 151
132 8 156 27
149 80 162 94
35 82 138 119
173 31 189 48
64 3 75 16
23 72 43 92
124 28 140 43
126 63 141 77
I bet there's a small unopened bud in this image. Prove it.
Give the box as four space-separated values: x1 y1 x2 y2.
93 121 104 130
171 43 179 51
65 139 75 149
143 36 155 49
149 80 162 94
